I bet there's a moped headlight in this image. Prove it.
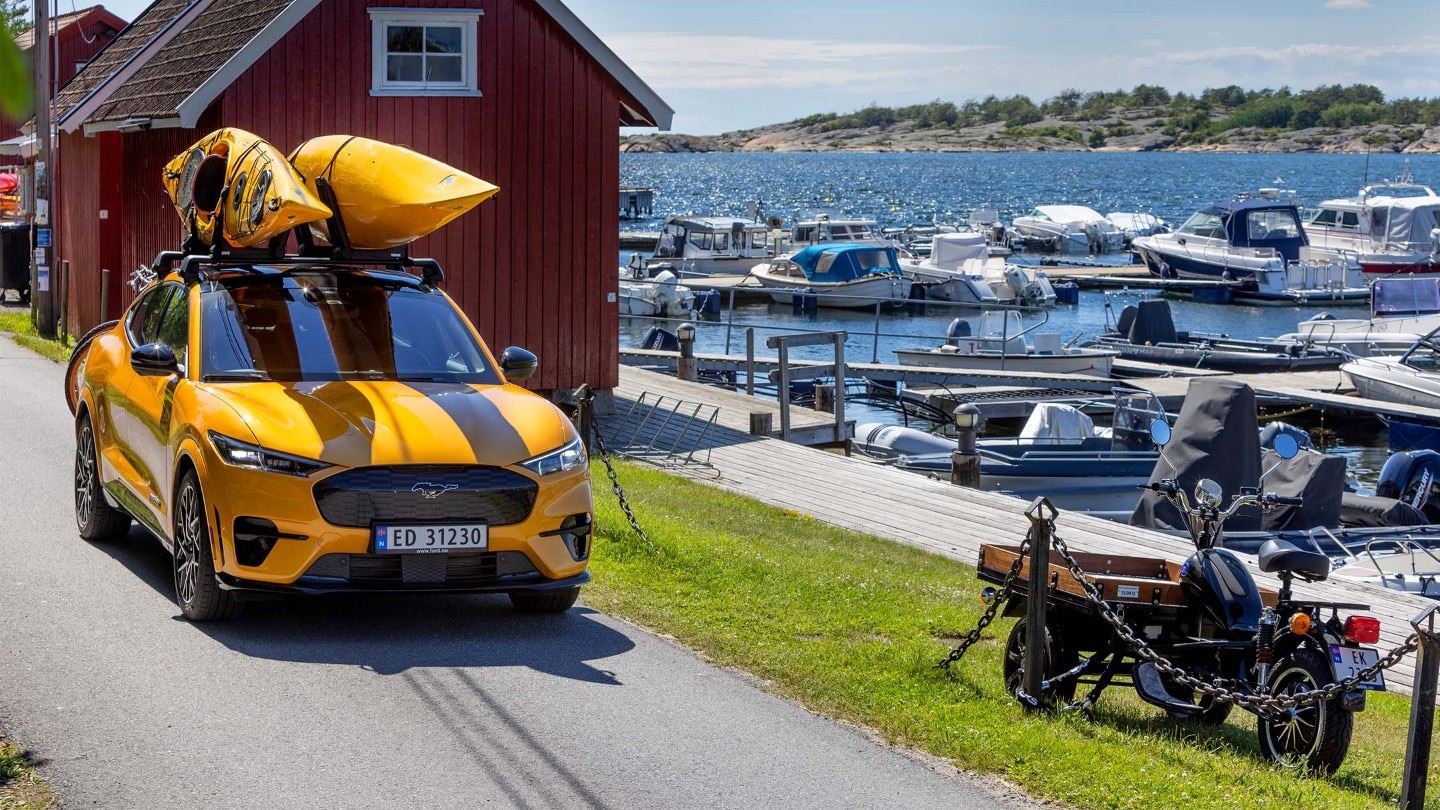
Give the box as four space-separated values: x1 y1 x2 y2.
519 437 587 476
208 431 331 477
1194 478 1223 509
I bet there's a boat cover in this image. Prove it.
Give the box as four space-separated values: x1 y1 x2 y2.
1127 299 1179 345
928 233 988 270
1373 196 1440 249
789 244 900 283
1032 205 1105 226
1131 379 1262 532
1019 404 1094 443
1339 493 1428 528
1257 448 1346 531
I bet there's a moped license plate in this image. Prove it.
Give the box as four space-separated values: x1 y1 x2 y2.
1330 645 1385 691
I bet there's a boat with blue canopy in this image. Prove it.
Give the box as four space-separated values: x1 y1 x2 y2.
749 243 912 309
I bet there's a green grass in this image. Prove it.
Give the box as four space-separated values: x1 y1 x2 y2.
0 740 54 810
0 312 71 363
586 461 1440 810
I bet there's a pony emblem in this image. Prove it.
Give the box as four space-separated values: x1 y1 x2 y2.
411 482 460 499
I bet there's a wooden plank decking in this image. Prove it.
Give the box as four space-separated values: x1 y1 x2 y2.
604 365 1436 694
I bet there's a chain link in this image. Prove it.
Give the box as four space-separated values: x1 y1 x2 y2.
587 417 660 554
937 534 1029 670
1046 526 1418 714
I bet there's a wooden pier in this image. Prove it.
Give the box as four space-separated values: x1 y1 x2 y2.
603 365 1434 693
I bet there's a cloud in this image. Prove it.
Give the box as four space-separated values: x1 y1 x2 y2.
606 33 1000 91
1324 0 1372 8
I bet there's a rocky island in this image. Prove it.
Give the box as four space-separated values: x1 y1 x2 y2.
622 84 1440 155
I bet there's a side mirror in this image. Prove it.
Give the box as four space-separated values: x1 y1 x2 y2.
500 346 538 381
1148 418 1171 447
131 342 179 376
1272 433 1300 460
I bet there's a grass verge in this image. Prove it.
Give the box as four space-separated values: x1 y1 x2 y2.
0 312 70 363
586 460 1440 810
0 738 54 810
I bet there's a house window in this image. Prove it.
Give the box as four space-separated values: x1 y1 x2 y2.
369 8 481 96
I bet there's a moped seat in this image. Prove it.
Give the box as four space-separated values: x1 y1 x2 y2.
1257 538 1330 580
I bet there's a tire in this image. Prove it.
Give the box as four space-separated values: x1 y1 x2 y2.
1256 647 1353 774
173 471 242 621
74 415 131 542
1002 615 1079 706
65 320 118 415
1161 677 1234 726
509 586 580 614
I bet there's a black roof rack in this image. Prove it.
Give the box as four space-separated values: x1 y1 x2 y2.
152 176 447 288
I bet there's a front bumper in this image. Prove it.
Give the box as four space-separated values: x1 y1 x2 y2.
218 563 591 596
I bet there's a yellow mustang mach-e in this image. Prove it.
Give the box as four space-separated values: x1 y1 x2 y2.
69 259 592 620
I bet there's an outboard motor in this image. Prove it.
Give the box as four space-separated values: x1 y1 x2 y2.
1376 449 1440 521
650 270 695 317
944 317 973 347
639 326 680 352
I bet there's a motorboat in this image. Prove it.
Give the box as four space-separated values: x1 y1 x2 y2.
853 394 1164 513
897 233 1001 304
1089 299 1345 372
618 264 696 318
1341 325 1440 409
650 214 774 277
894 310 1114 376
1011 205 1125 253
1105 212 1169 245
1280 276 1440 355
749 243 912 309
1303 166 1440 277
785 213 893 250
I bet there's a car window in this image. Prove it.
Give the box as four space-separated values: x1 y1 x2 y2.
200 272 502 384
128 284 178 346
155 287 190 367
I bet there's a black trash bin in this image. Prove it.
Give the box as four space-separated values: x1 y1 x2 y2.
0 221 33 305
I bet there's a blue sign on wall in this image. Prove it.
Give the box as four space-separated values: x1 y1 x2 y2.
36 229 51 247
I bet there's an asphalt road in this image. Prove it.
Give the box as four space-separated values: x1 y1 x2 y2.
0 329 1023 809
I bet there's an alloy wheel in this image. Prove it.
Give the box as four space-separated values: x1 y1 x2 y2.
75 425 96 528
174 483 202 608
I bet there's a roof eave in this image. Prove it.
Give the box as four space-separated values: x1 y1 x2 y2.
533 0 673 131
82 115 184 135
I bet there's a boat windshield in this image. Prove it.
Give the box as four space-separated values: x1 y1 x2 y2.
199 272 501 384
1246 210 1301 241
1177 211 1225 239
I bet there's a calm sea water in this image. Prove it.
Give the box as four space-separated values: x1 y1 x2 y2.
618 152 1440 481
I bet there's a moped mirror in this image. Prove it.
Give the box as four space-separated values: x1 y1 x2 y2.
1148 418 1171 447
1272 433 1299 460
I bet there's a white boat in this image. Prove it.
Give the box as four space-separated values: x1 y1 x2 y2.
785 213 894 249
618 265 696 318
894 311 1114 376
1280 276 1440 355
1011 205 1125 253
651 214 774 277
896 232 1005 304
749 243 912 309
1303 165 1440 278
1244 258 1370 306
1341 326 1440 408
1106 212 1169 244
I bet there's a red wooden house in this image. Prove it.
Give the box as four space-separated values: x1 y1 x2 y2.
0 5 126 165
52 0 671 394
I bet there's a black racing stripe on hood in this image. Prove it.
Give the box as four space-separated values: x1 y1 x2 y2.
403 383 533 463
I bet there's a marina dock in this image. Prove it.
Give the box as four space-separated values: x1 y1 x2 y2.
603 365 1434 693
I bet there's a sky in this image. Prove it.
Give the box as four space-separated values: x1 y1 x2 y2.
83 0 1440 135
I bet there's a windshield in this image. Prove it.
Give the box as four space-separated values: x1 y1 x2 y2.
199 272 501 384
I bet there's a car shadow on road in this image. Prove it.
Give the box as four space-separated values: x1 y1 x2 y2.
95 526 635 684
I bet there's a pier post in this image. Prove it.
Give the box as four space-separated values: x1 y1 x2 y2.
951 404 982 488
676 322 698 382
1401 606 1440 809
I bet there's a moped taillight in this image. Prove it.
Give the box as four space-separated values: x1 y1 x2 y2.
1343 615 1381 645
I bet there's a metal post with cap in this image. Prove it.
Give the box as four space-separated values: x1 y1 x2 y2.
951 403 983 488
676 322 697 382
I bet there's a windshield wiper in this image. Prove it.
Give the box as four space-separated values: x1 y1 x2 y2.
203 371 270 382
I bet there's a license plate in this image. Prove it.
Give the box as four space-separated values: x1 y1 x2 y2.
1330 645 1386 691
375 524 488 554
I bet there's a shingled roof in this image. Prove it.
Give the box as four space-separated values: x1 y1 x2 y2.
56 0 672 133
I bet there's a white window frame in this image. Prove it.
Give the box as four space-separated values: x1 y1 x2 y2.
368 8 482 97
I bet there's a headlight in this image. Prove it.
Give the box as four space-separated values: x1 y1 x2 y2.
519 437 587 476
208 431 331 477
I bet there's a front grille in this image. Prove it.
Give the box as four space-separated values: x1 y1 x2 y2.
299 551 540 589
313 466 538 528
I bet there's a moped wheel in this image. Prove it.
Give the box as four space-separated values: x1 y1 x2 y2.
1002 616 1078 706
1256 648 1352 774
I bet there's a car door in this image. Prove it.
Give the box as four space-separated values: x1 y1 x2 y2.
115 282 188 533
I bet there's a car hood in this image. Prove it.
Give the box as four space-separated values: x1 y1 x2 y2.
200 380 573 469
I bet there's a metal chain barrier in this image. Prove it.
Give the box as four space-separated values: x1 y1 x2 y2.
574 386 660 555
937 533 1029 670
937 513 1421 714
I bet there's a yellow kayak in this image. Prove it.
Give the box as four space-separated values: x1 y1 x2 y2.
162 128 332 248
289 135 499 249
